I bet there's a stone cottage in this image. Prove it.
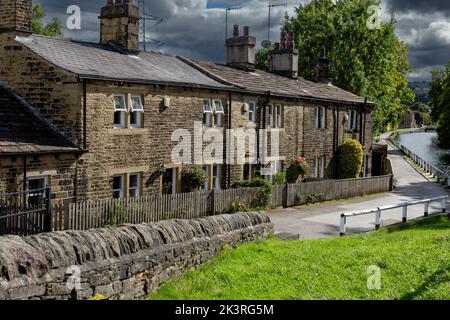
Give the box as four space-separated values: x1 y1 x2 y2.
0 0 374 204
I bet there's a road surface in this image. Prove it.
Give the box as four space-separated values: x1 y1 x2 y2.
268 138 449 240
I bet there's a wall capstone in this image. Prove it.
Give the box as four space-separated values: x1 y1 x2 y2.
0 212 273 300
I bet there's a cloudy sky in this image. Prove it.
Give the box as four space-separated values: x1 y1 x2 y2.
34 0 450 82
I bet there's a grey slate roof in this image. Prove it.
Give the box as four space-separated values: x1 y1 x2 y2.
0 86 80 156
16 34 371 105
15 35 232 89
186 59 371 105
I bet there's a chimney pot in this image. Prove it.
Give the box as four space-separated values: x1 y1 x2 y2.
269 31 299 79
99 0 140 52
233 25 239 37
226 24 256 70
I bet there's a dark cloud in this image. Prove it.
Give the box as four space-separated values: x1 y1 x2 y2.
386 0 450 15
32 0 450 81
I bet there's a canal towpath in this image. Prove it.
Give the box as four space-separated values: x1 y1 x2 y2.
268 133 449 240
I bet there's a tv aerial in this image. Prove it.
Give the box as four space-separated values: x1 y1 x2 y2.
138 0 164 51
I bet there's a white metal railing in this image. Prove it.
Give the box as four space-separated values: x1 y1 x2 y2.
339 195 448 236
388 134 450 187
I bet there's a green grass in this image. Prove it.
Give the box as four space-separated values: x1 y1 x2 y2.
149 217 450 300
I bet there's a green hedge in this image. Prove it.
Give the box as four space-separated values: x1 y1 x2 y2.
337 139 363 179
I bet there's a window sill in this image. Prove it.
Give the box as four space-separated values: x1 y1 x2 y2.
108 128 149 135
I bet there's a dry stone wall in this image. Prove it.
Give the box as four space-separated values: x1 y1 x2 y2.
0 212 273 300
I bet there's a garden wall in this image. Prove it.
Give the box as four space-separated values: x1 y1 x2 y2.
0 212 273 300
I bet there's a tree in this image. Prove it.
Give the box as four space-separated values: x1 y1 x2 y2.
259 0 414 136
32 3 63 37
435 69 450 149
409 102 431 114
429 63 450 122
338 139 363 179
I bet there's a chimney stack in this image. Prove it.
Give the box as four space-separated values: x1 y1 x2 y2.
316 48 332 84
99 0 140 52
269 31 299 79
0 0 32 36
226 25 256 71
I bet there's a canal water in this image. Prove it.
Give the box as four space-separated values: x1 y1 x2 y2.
396 132 450 174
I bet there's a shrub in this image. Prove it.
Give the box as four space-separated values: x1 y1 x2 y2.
181 168 207 192
233 178 273 208
337 139 363 179
286 156 310 183
273 172 286 185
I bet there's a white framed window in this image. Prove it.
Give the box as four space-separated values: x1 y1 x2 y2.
112 175 125 199
212 165 221 191
268 105 274 128
28 176 48 206
213 99 224 128
162 168 178 195
203 99 213 128
276 105 283 128
129 173 141 198
114 95 127 129
130 95 144 128
249 101 256 123
314 157 325 178
315 107 326 129
268 160 283 182
349 110 357 131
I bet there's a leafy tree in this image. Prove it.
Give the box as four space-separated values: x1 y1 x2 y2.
409 102 431 113
32 3 63 37
338 139 363 179
429 64 450 122
258 0 414 136
435 69 450 149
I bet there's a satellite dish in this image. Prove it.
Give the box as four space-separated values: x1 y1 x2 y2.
261 40 272 49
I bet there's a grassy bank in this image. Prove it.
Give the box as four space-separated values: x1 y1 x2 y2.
149 216 450 300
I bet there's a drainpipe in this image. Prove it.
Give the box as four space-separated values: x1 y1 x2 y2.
83 79 88 150
334 104 340 178
22 156 27 206
258 91 271 169
227 91 232 189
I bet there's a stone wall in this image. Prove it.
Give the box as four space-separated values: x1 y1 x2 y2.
0 212 273 300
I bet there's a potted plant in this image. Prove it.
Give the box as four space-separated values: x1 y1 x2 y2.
286 156 310 183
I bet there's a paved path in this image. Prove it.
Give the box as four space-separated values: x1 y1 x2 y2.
269 139 449 240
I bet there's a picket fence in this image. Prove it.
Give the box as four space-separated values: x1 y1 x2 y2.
50 175 393 232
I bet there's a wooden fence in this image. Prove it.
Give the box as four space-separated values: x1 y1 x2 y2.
49 175 393 232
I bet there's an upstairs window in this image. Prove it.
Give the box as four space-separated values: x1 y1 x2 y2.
213 100 224 128
315 107 326 129
268 105 274 128
130 95 144 128
203 99 213 128
268 105 284 128
114 95 127 129
349 110 357 131
276 105 284 128
248 101 256 124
